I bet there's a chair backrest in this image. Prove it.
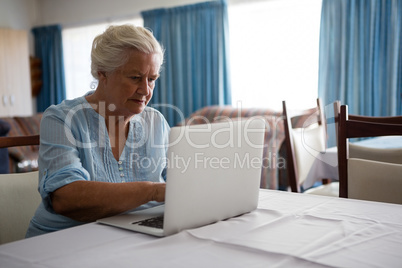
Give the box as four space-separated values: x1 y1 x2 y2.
0 135 39 148
282 99 327 192
333 100 341 146
348 158 402 204
349 143 402 164
0 134 40 245
0 171 40 244
337 105 402 202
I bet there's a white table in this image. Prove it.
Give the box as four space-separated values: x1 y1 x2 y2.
303 136 402 189
1 189 402 268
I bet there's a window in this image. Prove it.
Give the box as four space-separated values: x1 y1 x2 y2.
228 0 322 110
62 18 143 100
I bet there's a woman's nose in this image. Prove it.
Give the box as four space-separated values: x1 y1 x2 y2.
137 79 150 95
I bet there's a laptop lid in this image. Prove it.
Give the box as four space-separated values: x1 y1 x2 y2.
163 118 265 236
97 118 266 236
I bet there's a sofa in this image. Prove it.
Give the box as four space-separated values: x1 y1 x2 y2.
177 105 286 190
0 114 43 173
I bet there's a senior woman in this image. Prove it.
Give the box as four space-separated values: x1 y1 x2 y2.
26 24 169 237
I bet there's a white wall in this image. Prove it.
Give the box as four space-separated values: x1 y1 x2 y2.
35 0 208 28
0 0 263 48
0 0 230 48
34 0 258 28
0 0 38 30
0 0 39 53
0 0 215 51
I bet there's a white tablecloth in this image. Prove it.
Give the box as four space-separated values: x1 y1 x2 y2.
1 189 402 268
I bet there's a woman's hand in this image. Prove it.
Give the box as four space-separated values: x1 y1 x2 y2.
151 182 166 202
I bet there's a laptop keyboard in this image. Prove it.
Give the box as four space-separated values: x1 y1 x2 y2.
133 216 164 229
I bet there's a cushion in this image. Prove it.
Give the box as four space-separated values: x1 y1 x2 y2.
292 123 326 185
348 158 402 204
0 119 11 136
0 120 11 174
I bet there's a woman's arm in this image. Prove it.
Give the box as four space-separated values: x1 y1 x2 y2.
51 180 165 222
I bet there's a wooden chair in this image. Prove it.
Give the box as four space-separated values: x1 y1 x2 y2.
333 100 341 146
282 99 337 195
0 135 39 149
337 105 402 203
0 134 40 245
334 100 402 162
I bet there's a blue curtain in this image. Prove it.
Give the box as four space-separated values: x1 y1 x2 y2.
31 25 66 112
318 0 402 116
141 0 232 126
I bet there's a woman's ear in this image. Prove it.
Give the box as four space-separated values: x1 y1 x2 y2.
98 71 107 82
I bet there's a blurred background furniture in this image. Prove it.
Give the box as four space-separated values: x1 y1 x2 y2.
303 135 402 192
0 171 40 245
337 104 402 204
0 113 42 173
0 120 11 173
282 98 338 196
349 143 402 163
0 133 41 245
303 101 402 191
0 28 33 117
178 105 285 190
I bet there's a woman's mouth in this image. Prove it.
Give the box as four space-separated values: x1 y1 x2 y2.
131 99 145 104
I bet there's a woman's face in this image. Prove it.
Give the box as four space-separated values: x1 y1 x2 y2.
100 50 161 117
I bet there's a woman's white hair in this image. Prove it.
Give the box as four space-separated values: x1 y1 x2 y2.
91 24 164 80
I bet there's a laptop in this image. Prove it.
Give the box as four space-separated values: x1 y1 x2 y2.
97 118 266 237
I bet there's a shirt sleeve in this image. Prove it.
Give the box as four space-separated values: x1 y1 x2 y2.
38 105 91 210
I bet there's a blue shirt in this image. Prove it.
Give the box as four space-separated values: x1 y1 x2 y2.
26 94 170 237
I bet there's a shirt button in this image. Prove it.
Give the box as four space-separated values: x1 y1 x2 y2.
118 161 123 165
120 173 124 177
119 167 123 171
